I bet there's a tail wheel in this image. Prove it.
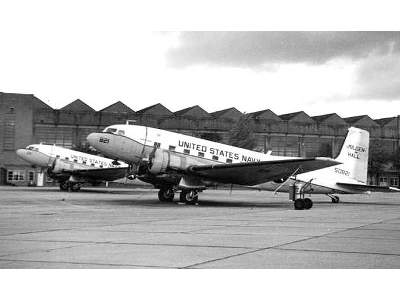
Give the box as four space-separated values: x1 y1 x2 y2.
60 182 68 191
304 198 313 209
294 198 305 210
158 188 175 202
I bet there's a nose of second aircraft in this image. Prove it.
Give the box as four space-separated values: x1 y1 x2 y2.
16 149 27 159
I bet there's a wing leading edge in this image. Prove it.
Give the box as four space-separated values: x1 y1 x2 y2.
188 158 340 186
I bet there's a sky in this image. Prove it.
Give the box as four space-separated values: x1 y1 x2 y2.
1 1 400 119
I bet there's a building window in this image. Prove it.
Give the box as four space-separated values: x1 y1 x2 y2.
7 170 25 181
28 171 34 181
390 177 399 187
169 145 176 151
198 152 204 157
154 142 161 148
379 177 388 186
226 158 233 163
184 149 190 154
212 155 219 161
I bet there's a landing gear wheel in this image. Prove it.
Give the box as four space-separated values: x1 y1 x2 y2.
331 195 340 203
294 198 306 210
60 182 68 191
158 188 175 202
71 184 81 192
304 198 313 209
180 190 198 205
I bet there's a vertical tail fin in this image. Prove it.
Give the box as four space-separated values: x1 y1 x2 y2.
335 127 369 183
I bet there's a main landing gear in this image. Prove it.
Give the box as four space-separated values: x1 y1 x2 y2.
59 181 81 192
158 187 175 202
157 187 200 205
179 189 199 205
294 198 313 210
289 181 313 210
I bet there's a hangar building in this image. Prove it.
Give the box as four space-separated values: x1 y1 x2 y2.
1 91 399 187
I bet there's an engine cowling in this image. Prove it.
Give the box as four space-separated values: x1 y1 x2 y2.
148 149 170 174
47 158 84 178
148 149 195 174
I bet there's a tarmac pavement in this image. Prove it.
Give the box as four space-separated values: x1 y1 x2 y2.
0 186 399 268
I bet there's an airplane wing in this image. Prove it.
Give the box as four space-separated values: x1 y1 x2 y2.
187 158 340 186
336 182 400 192
64 167 128 181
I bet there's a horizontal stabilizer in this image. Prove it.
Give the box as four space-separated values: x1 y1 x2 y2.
337 182 400 193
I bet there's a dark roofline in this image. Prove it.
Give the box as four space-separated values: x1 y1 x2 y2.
136 103 173 115
374 117 396 126
247 108 277 118
279 111 311 121
343 115 369 123
100 101 135 113
174 105 210 116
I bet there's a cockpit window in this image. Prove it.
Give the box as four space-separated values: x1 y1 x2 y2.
105 128 117 133
26 146 38 151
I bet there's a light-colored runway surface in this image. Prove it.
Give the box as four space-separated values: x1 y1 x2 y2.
0 186 399 268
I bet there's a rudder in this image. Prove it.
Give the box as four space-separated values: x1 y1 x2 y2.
335 127 369 183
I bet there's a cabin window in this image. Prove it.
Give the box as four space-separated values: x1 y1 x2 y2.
198 152 204 157
226 158 233 163
212 155 219 161
184 149 190 154
117 130 125 136
169 145 176 151
83 160 87 165
56 155 60 158
91 163 95 167
99 165 103 168
73 159 78 163
27 146 34 150
65 157 69 160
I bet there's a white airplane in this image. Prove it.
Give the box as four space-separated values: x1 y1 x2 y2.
86 124 340 209
16 143 129 191
253 127 400 209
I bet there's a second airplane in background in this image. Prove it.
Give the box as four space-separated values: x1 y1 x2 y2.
16 143 129 191
87 124 340 209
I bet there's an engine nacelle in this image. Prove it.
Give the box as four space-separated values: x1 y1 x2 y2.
148 149 195 174
148 149 170 174
47 158 85 177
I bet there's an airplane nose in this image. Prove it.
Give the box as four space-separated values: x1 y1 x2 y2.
86 133 99 148
16 149 26 159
